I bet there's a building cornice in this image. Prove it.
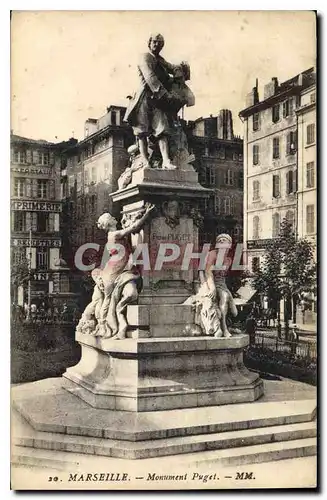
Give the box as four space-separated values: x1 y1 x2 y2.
239 87 301 119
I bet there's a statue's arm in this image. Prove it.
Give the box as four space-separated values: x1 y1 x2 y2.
160 56 178 75
115 203 155 238
139 53 168 98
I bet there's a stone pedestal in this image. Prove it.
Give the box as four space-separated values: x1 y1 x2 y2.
63 334 263 412
63 165 264 414
111 166 211 305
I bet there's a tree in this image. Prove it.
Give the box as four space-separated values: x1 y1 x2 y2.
251 219 316 335
11 255 30 302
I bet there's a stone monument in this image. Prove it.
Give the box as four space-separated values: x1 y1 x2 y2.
15 34 317 468
62 33 264 412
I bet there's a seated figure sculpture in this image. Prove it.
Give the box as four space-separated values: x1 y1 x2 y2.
184 233 238 338
76 202 155 340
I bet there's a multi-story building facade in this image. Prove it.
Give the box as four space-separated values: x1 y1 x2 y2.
296 82 316 252
239 68 316 275
58 105 134 270
186 109 244 245
10 134 77 306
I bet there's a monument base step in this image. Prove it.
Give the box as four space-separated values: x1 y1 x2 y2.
12 437 317 471
12 408 316 460
11 377 316 465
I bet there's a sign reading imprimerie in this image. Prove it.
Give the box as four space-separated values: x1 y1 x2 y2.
11 200 62 212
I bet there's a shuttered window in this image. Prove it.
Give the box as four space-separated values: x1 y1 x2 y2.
272 213 280 238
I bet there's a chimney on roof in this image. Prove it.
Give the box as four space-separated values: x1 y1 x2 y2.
246 79 259 107
217 109 234 140
84 118 98 138
264 77 279 99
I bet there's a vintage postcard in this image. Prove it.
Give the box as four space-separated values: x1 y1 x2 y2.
10 10 317 490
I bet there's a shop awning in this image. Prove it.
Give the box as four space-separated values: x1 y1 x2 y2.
234 283 257 305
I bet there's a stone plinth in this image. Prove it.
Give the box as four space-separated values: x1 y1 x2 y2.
126 304 198 338
63 334 263 412
111 168 212 304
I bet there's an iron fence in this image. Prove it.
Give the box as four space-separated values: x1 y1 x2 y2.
253 333 317 361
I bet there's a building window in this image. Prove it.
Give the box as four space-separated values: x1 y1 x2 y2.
38 152 49 165
37 180 48 198
282 98 294 118
272 212 280 238
286 170 297 194
13 212 26 232
214 196 220 214
111 111 117 125
36 248 48 270
286 210 295 231
225 169 234 186
14 178 25 197
13 150 27 164
310 92 316 104
200 166 215 187
90 194 96 212
26 212 37 231
12 248 26 266
104 162 109 179
306 205 315 234
199 198 209 214
224 197 232 215
272 137 280 159
286 131 297 155
253 180 260 201
306 124 315 145
68 175 75 192
218 148 226 160
272 174 280 198
84 170 89 186
209 167 216 186
253 216 260 239
272 104 280 123
306 162 315 188
252 257 260 272
91 167 97 184
76 172 82 192
238 172 244 189
253 145 259 165
253 113 260 131
37 212 49 232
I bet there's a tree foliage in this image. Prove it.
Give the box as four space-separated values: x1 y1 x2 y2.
11 255 30 288
251 219 316 323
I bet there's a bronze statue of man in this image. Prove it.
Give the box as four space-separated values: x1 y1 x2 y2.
124 33 193 170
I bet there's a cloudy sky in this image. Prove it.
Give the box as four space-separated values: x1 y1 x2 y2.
11 10 316 142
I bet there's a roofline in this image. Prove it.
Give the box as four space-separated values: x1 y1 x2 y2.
239 87 300 119
61 123 131 155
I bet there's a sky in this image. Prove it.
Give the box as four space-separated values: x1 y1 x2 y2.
11 10 316 143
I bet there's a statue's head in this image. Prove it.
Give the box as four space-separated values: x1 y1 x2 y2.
215 233 232 248
148 33 165 55
97 213 117 231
